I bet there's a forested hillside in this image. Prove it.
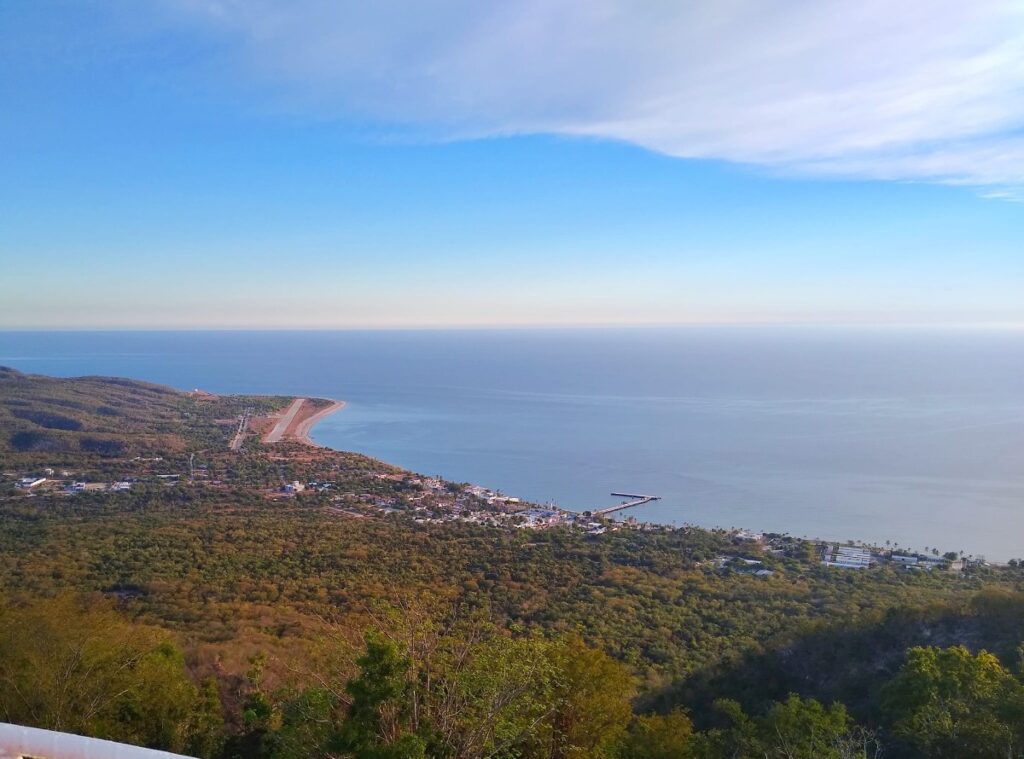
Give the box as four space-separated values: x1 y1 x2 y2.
0 366 286 458
3 369 1024 758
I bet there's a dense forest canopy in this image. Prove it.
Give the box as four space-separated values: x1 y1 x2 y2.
2 368 1024 757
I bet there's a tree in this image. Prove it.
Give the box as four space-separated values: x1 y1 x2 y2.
443 633 556 758
270 687 342 759
0 596 205 753
694 699 762 758
882 645 1024 758
187 677 226 759
759 695 863 759
622 709 695 759
525 635 635 759
223 652 284 759
696 695 868 759
335 632 427 759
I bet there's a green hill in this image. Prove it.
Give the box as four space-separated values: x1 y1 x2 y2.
2 370 1024 758
0 366 286 463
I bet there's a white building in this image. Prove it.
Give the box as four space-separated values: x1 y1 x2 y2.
821 544 874 569
515 508 562 528
734 529 764 542
890 554 919 565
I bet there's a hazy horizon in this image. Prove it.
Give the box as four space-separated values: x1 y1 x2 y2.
4 322 1024 333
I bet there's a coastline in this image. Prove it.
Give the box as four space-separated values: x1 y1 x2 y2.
295 399 346 446
257 397 347 447
263 395 988 562
4 329 1019 563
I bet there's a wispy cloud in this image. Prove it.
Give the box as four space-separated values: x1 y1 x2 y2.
172 1 1024 189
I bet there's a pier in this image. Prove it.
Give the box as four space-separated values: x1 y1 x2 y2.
594 492 661 515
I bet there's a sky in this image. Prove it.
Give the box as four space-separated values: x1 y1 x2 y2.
1 0 1023 329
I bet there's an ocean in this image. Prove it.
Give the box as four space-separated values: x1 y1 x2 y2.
1 327 1022 560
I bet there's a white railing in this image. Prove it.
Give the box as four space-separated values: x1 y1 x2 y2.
0 723 194 759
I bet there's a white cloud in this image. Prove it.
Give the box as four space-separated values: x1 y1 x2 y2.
172 0 1024 188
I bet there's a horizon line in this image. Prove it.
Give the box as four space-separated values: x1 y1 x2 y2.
2 321 1024 333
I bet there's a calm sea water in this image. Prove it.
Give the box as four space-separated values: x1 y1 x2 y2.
1 328 1022 560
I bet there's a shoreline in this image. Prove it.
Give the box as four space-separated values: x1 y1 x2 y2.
248 392 993 562
294 399 346 446
280 403 991 561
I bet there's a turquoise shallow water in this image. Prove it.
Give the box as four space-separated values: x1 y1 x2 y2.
1 327 1022 560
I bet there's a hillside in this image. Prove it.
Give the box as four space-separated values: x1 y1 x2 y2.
0 366 289 461
2 370 1024 758
0 366 185 456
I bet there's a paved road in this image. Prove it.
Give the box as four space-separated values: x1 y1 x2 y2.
264 398 304 443
294 400 345 445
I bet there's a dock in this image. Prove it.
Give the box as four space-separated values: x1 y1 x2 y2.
594 492 661 515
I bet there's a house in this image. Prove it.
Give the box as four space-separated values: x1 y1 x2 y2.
734 529 764 542
67 482 106 493
890 554 919 566
514 508 563 528
487 495 521 505
821 544 874 569
16 477 46 489
283 481 305 494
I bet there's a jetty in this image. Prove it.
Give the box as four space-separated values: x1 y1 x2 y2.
594 492 661 515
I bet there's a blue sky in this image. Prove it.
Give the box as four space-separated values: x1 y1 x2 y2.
2 1 1023 328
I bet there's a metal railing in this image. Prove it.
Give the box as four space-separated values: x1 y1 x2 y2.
0 723 194 759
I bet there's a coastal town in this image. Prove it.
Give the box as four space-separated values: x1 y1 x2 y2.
3 460 977 575
0 390 981 578
2 9 1020 754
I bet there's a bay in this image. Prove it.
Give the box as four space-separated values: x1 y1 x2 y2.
1 327 1021 560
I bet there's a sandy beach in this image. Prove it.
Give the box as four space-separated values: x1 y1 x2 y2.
294 400 346 446
260 398 346 446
